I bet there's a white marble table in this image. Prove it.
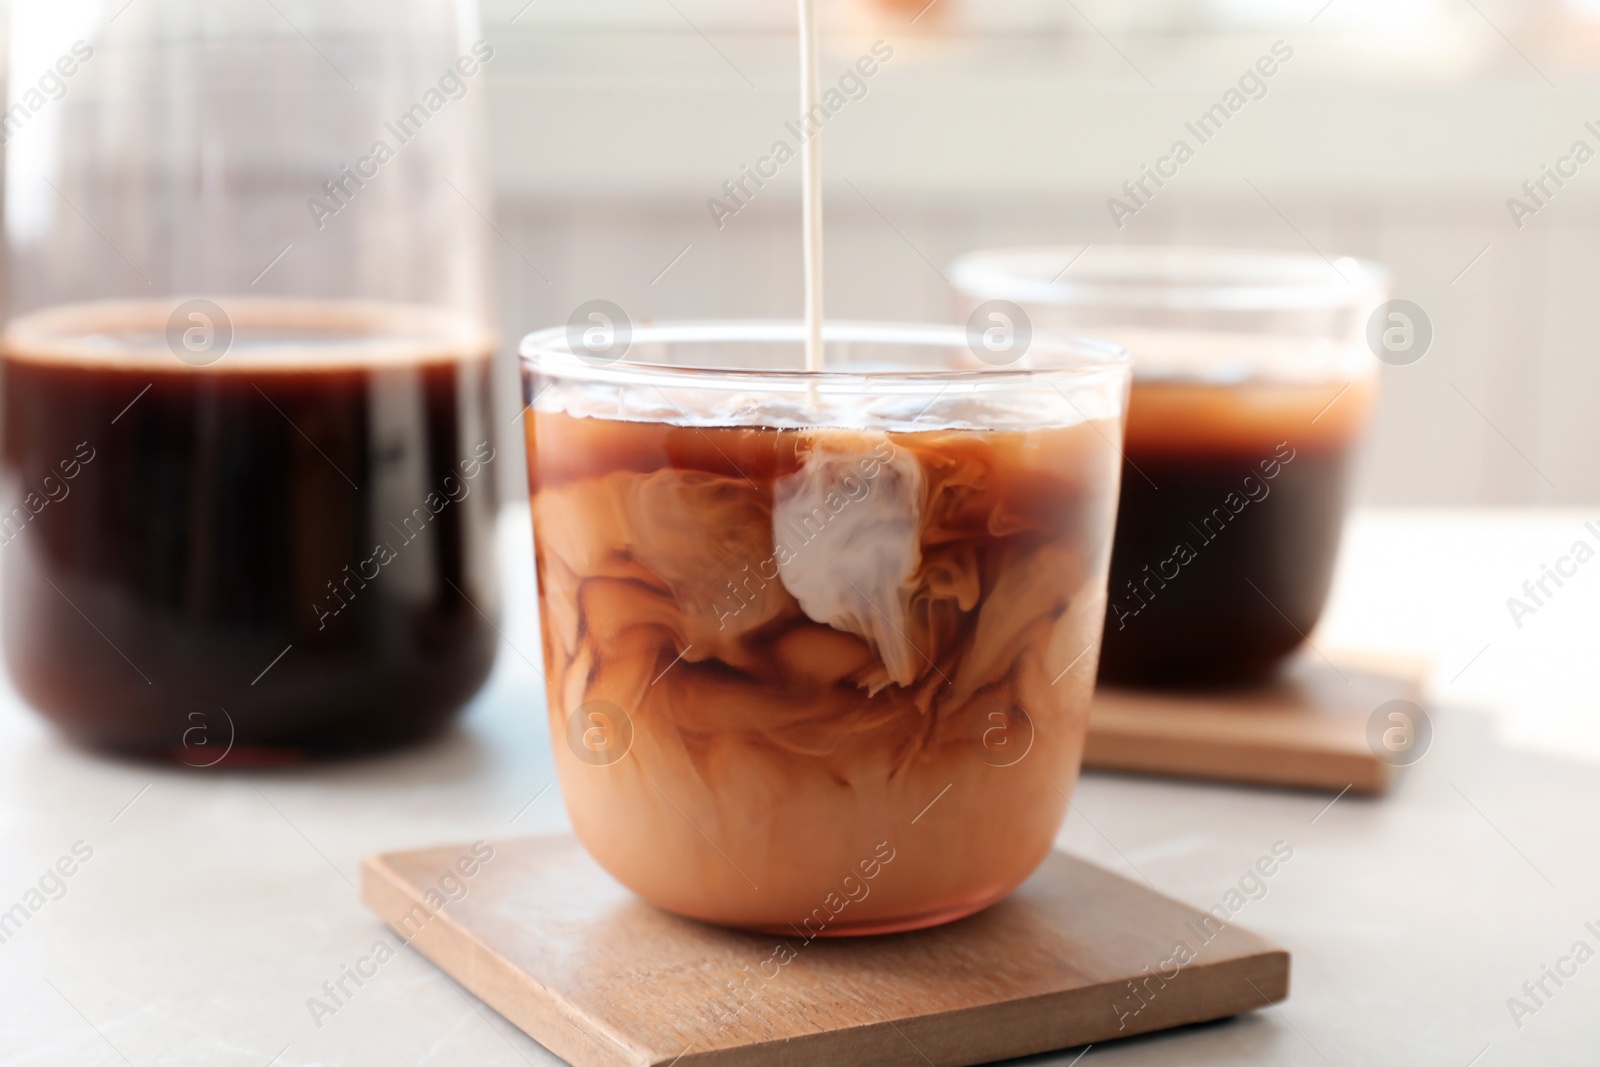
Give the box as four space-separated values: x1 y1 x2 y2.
2 508 1598 1066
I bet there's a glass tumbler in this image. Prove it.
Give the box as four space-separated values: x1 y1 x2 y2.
953 246 1389 687
2 0 500 761
521 322 1129 934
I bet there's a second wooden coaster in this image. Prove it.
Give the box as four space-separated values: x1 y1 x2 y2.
363 835 1289 1067
1085 651 1429 795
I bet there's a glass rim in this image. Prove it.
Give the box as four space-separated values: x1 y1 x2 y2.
518 320 1130 391
2 297 495 371
950 245 1389 313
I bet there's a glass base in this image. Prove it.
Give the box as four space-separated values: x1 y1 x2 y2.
738 888 1013 938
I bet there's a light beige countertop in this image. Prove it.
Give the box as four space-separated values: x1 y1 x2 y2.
2 507 1597 1066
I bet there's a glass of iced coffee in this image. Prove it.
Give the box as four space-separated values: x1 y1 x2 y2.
952 247 1388 686
521 322 1128 934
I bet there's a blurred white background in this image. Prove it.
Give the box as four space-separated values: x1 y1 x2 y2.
472 0 1600 507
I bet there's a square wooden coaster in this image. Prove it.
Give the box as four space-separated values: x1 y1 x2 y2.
362 835 1289 1067
1086 651 1429 795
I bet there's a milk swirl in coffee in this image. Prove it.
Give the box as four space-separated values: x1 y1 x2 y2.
523 0 1127 933
524 366 1124 932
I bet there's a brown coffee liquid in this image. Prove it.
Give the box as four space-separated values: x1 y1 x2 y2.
527 407 1122 933
1 301 500 760
1098 376 1373 686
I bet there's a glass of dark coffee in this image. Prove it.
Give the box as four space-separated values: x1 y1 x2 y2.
952 247 1388 687
2 1 501 760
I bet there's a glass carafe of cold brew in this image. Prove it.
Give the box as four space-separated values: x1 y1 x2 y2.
2 0 502 761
